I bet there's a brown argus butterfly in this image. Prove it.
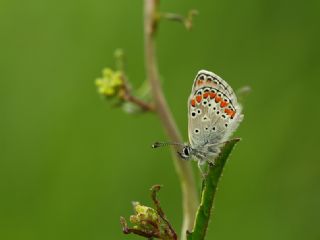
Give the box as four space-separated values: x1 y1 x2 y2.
153 70 243 168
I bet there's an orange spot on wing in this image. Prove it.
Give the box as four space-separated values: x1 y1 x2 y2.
191 99 196 107
209 92 216 99
196 95 202 103
215 96 222 103
203 92 209 98
197 80 203 86
224 109 236 118
224 109 232 115
220 101 228 108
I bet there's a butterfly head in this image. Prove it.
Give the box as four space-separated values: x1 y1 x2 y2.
178 145 193 160
152 141 194 161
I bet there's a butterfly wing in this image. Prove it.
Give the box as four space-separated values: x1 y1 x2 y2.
188 70 243 162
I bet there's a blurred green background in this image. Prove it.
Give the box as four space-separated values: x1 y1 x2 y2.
1 0 319 239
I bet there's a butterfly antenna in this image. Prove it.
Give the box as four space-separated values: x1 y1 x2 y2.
151 141 184 149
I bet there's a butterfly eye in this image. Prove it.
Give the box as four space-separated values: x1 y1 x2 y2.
183 147 190 156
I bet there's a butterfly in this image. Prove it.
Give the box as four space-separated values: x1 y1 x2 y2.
153 70 243 167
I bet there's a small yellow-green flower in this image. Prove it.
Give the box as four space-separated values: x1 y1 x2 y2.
129 202 160 231
120 198 177 239
95 68 123 97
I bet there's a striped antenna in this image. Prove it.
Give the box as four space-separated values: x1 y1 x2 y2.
151 141 184 149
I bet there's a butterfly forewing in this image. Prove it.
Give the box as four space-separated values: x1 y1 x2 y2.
188 70 243 162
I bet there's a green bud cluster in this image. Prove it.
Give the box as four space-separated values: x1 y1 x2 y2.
95 68 123 97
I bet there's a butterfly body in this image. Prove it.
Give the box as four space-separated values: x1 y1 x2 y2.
183 70 243 164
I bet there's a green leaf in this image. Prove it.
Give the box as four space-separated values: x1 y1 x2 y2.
187 138 240 240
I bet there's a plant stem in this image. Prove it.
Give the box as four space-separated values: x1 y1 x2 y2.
187 139 240 240
121 75 155 112
144 0 198 238
150 185 178 240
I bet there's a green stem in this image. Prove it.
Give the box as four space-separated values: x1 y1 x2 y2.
187 139 240 240
144 1 199 238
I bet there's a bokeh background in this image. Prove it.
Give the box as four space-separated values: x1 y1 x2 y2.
1 0 319 239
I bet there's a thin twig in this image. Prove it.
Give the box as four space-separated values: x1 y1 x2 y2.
121 75 155 112
144 0 198 238
120 217 160 238
123 93 154 111
161 10 198 30
150 185 177 240
114 49 154 112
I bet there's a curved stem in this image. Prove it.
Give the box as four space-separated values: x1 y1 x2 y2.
144 0 198 238
187 139 240 240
